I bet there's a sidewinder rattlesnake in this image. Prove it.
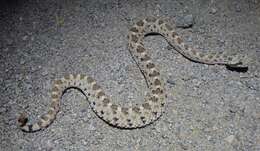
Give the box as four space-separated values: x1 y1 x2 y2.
18 17 249 132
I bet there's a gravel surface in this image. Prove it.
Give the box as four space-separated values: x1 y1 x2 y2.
1 0 260 151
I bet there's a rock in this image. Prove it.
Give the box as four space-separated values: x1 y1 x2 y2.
176 14 194 28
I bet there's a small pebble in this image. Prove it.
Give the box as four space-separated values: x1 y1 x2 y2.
210 8 217 14
192 79 202 87
6 39 13 45
25 75 31 80
253 0 257 4
224 135 235 144
31 67 36 72
187 36 192 42
22 35 28 41
88 122 97 131
235 5 241 12
100 22 106 28
167 79 176 85
217 39 225 47
172 108 178 115
81 108 87 113
255 111 260 119
25 83 32 90
3 48 9 52
155 122 168 133
46 140 55 147
20 59 25 65
41 69 49 76
0 107 7 114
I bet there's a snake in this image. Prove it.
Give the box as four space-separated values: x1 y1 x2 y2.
18 17 249 132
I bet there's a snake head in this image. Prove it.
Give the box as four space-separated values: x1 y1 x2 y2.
225 54 251 69
18 112 28 127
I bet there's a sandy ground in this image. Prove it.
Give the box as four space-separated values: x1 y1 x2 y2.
1 0 260 150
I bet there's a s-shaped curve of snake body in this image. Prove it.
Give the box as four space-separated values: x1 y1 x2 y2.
18 17 249 132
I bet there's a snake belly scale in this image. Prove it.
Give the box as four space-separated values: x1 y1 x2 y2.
18 17 249 132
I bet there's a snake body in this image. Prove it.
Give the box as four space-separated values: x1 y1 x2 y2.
18 17 249 132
